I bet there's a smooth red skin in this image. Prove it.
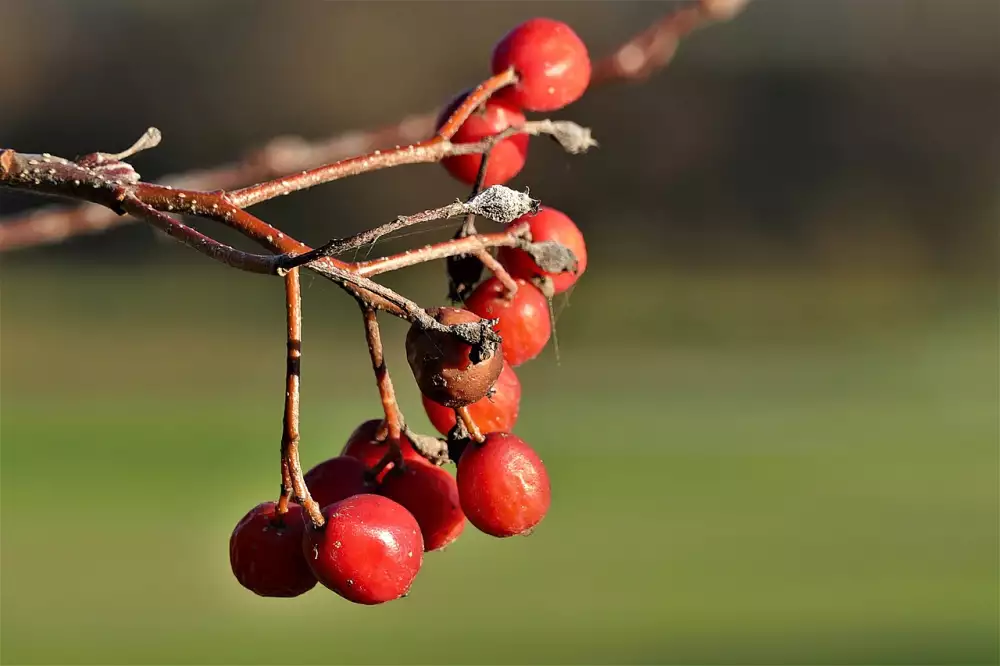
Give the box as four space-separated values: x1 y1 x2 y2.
303 456 374 510
422 361 521 437
465 277 552 367
379 460 466 552
438 92 529 187
229 501 317 597
491 18 592 112
340 419 422 482
498 207 588 294
457 432 551 538
303 494 423 605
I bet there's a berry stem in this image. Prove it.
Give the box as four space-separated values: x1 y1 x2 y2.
360 305 405 472
280 268 325 527
475 249 519 297
455 406 485 444
435 68 518 140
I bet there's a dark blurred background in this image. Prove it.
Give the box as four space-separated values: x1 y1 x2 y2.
1 2 997 664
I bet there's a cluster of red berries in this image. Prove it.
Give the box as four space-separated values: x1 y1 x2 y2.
229 17 591 606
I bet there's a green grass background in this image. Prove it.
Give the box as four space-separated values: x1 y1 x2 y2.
1 262 996 664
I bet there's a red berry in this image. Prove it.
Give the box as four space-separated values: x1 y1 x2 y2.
303 494 423 605
229 501 317 597
380 460 465 552
465 277 551 367
303 456 374 510
405 307 504 408
437 91 529 187
340 419 422 481
491 18 591 112
498 207 587 294
457 432 551 538
422 361 521 437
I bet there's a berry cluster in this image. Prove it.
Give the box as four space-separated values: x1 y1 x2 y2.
229 17 591 605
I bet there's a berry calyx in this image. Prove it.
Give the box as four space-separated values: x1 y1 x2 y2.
457 432 551 538
465 277 551 367
405 307 504 408
437 91 529 187
379 459 465 551
303 494 423 605
302 455 374 510
422 361 521 437
340 419 422 481
491 18 592 112
498 206 587 294
229 501 317 598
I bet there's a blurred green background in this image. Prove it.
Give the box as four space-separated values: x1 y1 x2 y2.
1 1 997 664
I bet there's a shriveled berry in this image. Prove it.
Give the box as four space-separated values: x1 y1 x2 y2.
303 455 374 510
437 91 529 187
422 361 521 437
457 432 551 538
405 307 504 408
229 501 317 597
465 277 551 366
303 494 423 605
498 207 587 294
340 419 422 481
492 18 591 112
380 460 465 551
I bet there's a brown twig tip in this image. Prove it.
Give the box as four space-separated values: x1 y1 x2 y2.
466 185 540 225
104 127 163 161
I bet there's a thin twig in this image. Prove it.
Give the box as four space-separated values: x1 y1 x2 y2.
352 229 528 277
280 269 325 527
591 0 749 84
475 249 519 296
275 184 536 272
361 306 404 441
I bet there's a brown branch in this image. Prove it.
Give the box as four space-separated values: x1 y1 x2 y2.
118 196 278 274
591 0 750 84
280 268 325 527
0 2 747 250
0 138 548 357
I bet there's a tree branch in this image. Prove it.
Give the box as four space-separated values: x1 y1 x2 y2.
0 1 748 251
